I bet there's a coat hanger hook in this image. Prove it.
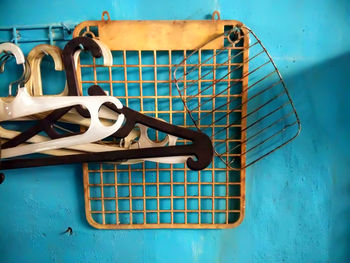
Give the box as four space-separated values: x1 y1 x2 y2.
8 60 31 96
0 43 27 95
0 54 12 73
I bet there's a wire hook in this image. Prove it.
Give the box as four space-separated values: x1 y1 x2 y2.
8 59 31 96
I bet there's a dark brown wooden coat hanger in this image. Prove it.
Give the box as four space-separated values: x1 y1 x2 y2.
0 37 213 171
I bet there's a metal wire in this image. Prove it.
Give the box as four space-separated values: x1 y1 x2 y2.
174 26 301 170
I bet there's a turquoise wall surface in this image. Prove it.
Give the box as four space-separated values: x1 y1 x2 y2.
0 0 349 262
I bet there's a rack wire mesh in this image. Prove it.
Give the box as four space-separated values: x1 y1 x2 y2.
173 26 300 170
73 12 299 229
78 47 244 229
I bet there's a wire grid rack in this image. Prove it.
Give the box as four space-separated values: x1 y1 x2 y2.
73 12 247 229
173 26 300 170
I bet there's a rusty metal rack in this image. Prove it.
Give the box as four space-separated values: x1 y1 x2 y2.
73 11 299 229
174 25 300 170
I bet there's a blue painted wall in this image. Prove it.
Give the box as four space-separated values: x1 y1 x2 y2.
0 0 349 262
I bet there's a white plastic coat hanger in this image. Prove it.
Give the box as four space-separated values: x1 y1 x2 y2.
0 43 25 65
0 43 124 158
0 124 145 157
26 43 116 124
0 45 82 157
0 43 35 154
0 43 125 159
0 38 212 171
0 40 191 165
23 41 137 153
0 42 28 96
24 40 184 163
0 43 130 160
0 87 125 158
0 126 81 156
121 124 191 164
0 42 128 159
0 42 189 165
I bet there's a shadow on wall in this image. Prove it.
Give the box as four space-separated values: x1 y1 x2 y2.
284 51 350 262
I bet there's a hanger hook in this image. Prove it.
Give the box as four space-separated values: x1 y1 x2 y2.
62 37 103 117
8 59 31 96
0 43 28 96
0 54 12 73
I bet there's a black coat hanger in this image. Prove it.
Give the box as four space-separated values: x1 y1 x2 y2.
0 37 213 171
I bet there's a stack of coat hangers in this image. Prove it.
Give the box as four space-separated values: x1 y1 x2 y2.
0 37 214 172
